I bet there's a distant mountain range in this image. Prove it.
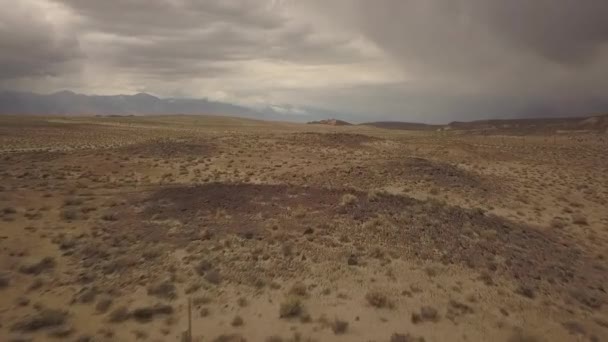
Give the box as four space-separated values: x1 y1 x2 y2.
0 90 340 122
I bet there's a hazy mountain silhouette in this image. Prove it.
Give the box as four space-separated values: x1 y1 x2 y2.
0 90 274 118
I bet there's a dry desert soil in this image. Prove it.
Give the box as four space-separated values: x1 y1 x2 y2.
0 115 607 342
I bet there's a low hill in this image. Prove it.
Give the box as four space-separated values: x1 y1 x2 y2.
307 119 352 126
360 121 441 131
446 114 608 134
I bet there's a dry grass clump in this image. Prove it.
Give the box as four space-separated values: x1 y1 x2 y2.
507 330 542 342
204 269 222 285
340 193 357 206
365 290 395 309
391 333 426 342
571 213 588 225
61 209 79 221
279 296 304 318
11 309 67 332
288 282 308 297
367 189 383 202
331 318 349 334
231 315 244 327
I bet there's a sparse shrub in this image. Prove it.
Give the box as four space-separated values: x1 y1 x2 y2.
95 297 113 313
63 198 83 206
571 213 588 225
193 296 212 306
365 290 394 309
11 309 67 332
266 336 284 342
391 333 426 342
279 296 303 318
507 330 542 342
213 334 247 342
231 315 244 327
479 228 498 240
331 318 349 334
19 257 56 275
147 281 177 300
237 297 248 307
204 269 222 285
281 243 293 257
61 209 79 221
101 213 118 221
0 272 10 288
3 207 17 214
131 304 173 322
292 205 307 218
289 282 308 297
367 189 382 202
195 259 213 275
108 306 131 323
515 284 535 299
340 194 357 206
411 306 439 323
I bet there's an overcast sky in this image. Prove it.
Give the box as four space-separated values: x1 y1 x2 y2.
1 0 608 122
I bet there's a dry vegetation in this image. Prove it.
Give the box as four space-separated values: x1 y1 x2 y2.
0 115 607 341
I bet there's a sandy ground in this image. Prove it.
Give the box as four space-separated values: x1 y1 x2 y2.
0 115 607 342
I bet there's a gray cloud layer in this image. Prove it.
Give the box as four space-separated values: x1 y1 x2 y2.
1 0 607 122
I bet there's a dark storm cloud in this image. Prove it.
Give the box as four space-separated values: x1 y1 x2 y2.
0 1 82 80
298 0 608 119
2 0 607 120
58 0 286 36
316 0 608 75
478 0 608 65
49 0 369 85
